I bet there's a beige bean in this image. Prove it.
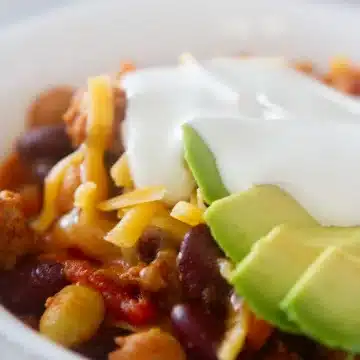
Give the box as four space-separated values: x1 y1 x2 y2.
109 328 186 360
40 284 105 347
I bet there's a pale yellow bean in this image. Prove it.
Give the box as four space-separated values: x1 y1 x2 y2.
40 284 105 347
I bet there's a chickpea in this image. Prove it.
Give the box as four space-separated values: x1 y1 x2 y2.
40 284 105 347
109 328 186 360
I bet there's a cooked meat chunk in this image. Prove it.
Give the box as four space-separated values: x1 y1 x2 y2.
109 328 186 360
139 249 182 309
0 191 37 269
63 86 126 153
27 86 74 128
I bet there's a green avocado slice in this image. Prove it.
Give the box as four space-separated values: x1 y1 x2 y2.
183 124 229 204
204 185 318 262
282 247 360 352
231 225 360 333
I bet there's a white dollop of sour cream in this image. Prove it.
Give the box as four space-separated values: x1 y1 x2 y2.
121 60 240 203
191 116 360 226
121 57 360 225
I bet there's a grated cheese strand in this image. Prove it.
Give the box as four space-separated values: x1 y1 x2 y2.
74 182 97 221
196 188 206 210
87 76 114 148
217 306 251 360
83 76 114 203
105 202 162 248
98 186 166 211
32 148 84 233
110 153 134 188
170 201 204 226
151 207 191 242
190 191 197 206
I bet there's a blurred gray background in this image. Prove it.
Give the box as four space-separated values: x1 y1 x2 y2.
0 0 358 27
0 0 73 26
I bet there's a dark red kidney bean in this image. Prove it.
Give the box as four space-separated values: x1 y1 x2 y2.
171 303 225 360
17 124 73 163
31 157 59 183
137 229 162 264
177 224 230 310
74 326 129 360
276 331 318 359
0 258 69 316
249 331 318 360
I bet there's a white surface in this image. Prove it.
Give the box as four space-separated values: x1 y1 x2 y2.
0 0 359 359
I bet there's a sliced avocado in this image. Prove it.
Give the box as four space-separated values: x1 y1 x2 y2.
204 185 318 262
282 247 360 352
183 124 229 204
231 225 360 333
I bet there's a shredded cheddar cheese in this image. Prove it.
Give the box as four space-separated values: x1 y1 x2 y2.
190 191 197 206
170 201 204 226
74 182 98 222
105 202 162 248
217 305 251 360
82 76 114 203
98 186 166 211
196 188 206 210
110 153 133 188
86 76 114 149
151 207 191 242
32 148 84 232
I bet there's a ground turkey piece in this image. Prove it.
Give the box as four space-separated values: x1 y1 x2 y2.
0 191 37 269
109 328 186 360
26 86 74 128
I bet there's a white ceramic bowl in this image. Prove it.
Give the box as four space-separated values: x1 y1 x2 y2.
0 1 359 358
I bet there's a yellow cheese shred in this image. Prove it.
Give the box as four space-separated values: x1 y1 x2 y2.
32 148 84 232
86 75 114 149
74 182 98 222
151 207 191 242
105 202 162 248
196 188 206 210
116 205 190 243
190 191 197 206
82 75 114 203
170 201 204 226
98 186 166 211
110 153 134 188
217 305 251 360
33 75 114 233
